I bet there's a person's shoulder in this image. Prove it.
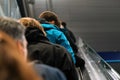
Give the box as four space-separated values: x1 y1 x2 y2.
53 43 67 51
34 64 66 80
52 44 71 58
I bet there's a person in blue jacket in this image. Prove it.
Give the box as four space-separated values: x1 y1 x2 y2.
38 11 76 63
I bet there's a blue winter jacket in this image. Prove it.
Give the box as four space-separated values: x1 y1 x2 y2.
41 23 76 63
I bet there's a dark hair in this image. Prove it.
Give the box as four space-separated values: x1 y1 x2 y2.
39 11 60 27
0 31 41 80
0 17 25 41
61 21 66 27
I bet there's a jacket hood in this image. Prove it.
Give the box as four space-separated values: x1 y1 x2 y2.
25 27 49 44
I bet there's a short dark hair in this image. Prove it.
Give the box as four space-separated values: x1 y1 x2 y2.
39 11 60 27
0 17 25 41
61 22 66 27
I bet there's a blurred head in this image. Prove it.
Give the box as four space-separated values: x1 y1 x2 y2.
59 21 67 29
0 31 41 80
61 21 66 27
19 17 46 36
39 11 60 27
0 17 27 60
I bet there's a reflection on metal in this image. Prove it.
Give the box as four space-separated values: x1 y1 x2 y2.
46 0 53 11
76 67 83 80
22 0 29 17
78 37 120 80
0 6 5 16
28 4 34 17
21 0 35 17
4 0 10 16
28 0 35 4
10 0 21 18
0 0 21 18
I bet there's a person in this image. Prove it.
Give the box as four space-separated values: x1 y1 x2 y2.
38 11 76 63
19 17 78 80
0 16 66 80
60 21 85 70
0 31 41 80
60 21 78 53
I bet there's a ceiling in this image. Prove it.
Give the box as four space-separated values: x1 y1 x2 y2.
33 0 120 52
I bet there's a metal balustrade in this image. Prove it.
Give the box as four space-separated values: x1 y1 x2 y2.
78 37 120 80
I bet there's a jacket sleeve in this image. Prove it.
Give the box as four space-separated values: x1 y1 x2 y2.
34 64 67 80
56 31 76 63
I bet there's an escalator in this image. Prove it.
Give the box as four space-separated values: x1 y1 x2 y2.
0 0 120 80
78 37 120 80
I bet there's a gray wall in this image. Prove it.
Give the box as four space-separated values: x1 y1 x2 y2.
34 0 120 52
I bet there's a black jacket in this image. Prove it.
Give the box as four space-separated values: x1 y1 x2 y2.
25 27 78 80
60 27 78 53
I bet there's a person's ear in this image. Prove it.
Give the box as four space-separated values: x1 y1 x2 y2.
16 40 26 59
